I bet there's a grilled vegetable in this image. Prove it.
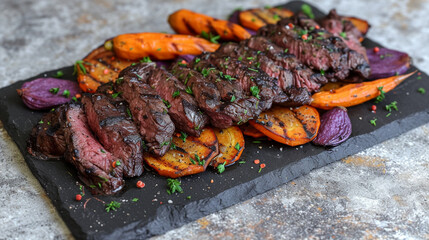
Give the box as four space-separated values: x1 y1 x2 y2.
344 16 370 37
17 78 81 110
238 7 294 31
168 9 251 41
311 72 416 110
249 105 320 146
143 127 219 178
76 45 135 93
367 47 411 80
112 33 219 61
211 126 245 167
312 107 352 146
240 124 265 138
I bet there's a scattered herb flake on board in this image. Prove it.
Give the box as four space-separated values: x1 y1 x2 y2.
105 201 121 212
385 101 398 112
370 118 377 126
374 86 386 103
187 196 191 199
217 162 226 174
418 87 426 94
301 4 314 19
252 140 262 144
53 71 64 78
132 198 139 202
239 160 246 164
167 178 183 194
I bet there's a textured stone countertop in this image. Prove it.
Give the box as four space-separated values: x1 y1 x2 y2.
1 0 428 239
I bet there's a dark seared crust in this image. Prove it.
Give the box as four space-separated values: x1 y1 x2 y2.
147 67 208 136
63 103 124 195
116 63 175 156
27 105 66 160
82 93 143 178
258 14 370 82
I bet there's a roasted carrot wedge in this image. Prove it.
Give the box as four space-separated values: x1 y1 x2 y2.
168 9 251 41
249 105 320 147
112 33 219 61
76 44 135 93
143 127 219 178
211 127 245 167
239 7 294 31
311 72 416 110
240 124 265 138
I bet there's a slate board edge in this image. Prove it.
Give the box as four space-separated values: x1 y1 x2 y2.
1 1 428 239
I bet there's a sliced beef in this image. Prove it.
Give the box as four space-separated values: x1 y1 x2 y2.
170 64 234 128
27 106 66 159
116 63 175 156
147 67 208 136
258 15 371 82
82 93 144 178
318 9 368 61
63 104 124 195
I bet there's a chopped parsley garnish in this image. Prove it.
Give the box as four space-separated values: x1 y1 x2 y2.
161 141 170 147
284 48 288 53
248 67 258 72
230 95 236 102
224 74 236 81
339 32 347 38
247 56 254 60
49 88 59 94
135 73 143 80
72 96 78 102
238 56 243 61
301 4 314 19
38 120 44 124
166 178 183 194
170 142 177 150
370 118 377 126
62 89 70 98
172 90 180 98
273 14 281 21
239 160 246 164
185 86 193 94
156 48 161 51
126 108 133 119
140 56 152 63
116 77 124 85
100 149 105 153
179 132 188 142
320 69 325 76
53 71 64 78
250 85 261 99
201 30 220 44
252 140 261 143
111 92 122 98
162 99 171 108
195 58 201 63
190 158 196 164
201 68 209 77
105 201 121 212
385 101 398 112
187 196 192 199
115 160 121 166
132 198 139 202
418 87 426 94
217 162 226 174
234 143 241 151
374 86 386 103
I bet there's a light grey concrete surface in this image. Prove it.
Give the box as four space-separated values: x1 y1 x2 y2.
0 0 428 239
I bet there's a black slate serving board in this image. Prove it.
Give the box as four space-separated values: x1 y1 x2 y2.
1 1 428 239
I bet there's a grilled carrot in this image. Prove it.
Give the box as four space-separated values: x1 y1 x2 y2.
239 7 294 31
112 33 219 61
311 71 416 110
168 9 251 41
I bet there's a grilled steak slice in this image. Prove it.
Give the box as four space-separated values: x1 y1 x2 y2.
147 67 208 136
116 63 175 156
184 59 262 127
258 16 371 81
318 9 368 61
243 36 328 93
82 93 144 177
27 106 66 159
170 64 235 128
63 103 124 195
